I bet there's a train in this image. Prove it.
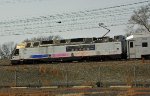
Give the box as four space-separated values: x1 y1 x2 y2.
11 33 150 64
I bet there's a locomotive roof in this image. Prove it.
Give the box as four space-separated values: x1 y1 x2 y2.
126 33 150 40
16 36 119 49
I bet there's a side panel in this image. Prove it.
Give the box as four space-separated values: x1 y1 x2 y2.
11 41 124 63
19 47 48 59
51 45 71 58
65 44 96 57
73 51 96 56
141 37 150 57
53 46 66 53
95 42 122 56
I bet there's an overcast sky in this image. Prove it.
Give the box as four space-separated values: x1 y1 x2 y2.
0 0 145 20
0 0 149 44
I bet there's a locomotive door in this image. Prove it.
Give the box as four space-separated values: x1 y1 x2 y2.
128 41 136 58
135 42 141 58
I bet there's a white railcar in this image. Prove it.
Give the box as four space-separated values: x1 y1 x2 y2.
126 33 150 59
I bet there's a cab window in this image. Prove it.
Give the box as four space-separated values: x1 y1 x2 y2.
26 43 31 48
14 49 19 56
130 42 133 48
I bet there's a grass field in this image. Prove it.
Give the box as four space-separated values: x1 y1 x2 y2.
0 59 150 95
0 59 150 87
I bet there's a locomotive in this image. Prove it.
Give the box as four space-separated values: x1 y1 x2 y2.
11 33 150 64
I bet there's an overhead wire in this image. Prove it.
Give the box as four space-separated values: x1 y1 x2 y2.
0 0 149 36
0 0 49 5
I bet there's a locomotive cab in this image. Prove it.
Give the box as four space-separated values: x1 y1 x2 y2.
11 48 20 64
11 49 19 59
11 42 26 64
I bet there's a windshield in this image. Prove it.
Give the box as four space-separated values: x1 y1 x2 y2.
14 49 19 56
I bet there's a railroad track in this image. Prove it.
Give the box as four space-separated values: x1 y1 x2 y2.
0 59 149 66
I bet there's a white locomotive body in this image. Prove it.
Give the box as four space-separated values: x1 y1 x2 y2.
11 33 150 64
11 36 124 64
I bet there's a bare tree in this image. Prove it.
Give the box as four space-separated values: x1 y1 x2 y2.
23 35 62 42
0 47 4 59
0 42 15 59
127 4 150 34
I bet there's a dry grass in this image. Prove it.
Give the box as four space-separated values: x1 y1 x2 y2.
0 59 150 87
0 59 11 66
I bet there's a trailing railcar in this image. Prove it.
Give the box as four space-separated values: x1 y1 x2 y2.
11 35 126 64
126 33 150 59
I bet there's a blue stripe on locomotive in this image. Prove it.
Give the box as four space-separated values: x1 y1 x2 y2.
31 54 49 58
